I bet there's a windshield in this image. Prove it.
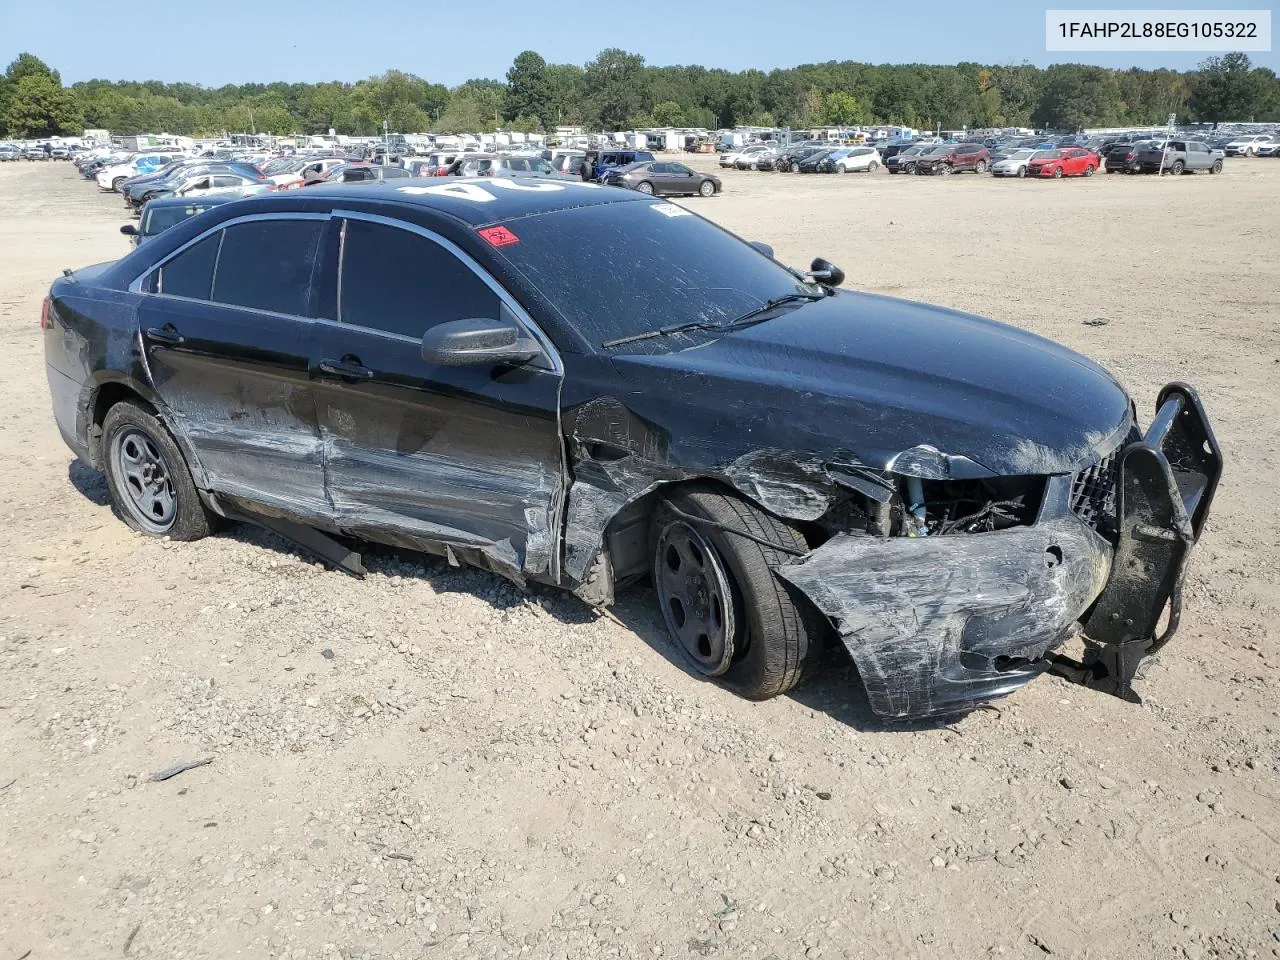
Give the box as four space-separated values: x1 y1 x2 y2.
925 146 951 155
487 201 821 349
1032 150 1061 160
1005 150 1034 160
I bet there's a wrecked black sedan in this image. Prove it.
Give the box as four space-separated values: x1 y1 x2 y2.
42 180 1221 719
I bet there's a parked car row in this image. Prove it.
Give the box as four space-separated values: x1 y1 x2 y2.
718 133 1237 180
0 141 78 161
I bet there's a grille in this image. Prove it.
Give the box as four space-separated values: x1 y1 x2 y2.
1070 446 1120 534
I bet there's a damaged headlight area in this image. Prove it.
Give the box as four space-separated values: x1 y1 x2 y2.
897 475 1045 537
814 459 1044 542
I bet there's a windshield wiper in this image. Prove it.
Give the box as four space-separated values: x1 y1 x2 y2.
602 291 826 350
727 291 826 328
602 320 725 349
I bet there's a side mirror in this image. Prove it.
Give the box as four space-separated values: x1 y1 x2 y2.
120 224 138 236
750 240 774 259
806 257 845 287
421 313 539 367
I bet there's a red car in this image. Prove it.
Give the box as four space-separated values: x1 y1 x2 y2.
1027 148 1098 179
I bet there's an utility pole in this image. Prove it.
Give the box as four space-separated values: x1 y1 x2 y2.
1157 112 1175 176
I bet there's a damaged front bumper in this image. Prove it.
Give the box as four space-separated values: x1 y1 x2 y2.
777 383 1222 719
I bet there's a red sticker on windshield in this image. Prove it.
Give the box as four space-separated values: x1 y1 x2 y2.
478 226 520 247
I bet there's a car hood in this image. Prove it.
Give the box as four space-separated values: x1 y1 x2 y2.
609 291 1131 477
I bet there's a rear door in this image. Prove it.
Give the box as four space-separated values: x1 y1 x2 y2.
645 162 672 193
308 212 565 582
136 214 330 521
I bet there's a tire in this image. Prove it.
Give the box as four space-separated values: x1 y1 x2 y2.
1210 160 1223 174
937 163 952 176
698 179 715 197
111 177 126 191
1016 165 1026 178
867 160 878 172
1170 161 1184 175
101 400 214 541
651 485 824 700
903 162 916 174
1052 166 1064 179
974 160 987 174
1084 164 1095 177
635 180 654 195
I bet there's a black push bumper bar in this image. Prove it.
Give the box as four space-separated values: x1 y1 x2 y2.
1050 382 1223 700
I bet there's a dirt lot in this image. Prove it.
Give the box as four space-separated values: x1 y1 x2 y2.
1 157 1278 960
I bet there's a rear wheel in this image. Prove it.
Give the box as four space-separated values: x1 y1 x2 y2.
101 401 214 541
651 486 824 700
698 179 716 197
1170 160 1184 175
111 177 126 191
867 160 878 173
635 180 654 195
1084 164 1095 177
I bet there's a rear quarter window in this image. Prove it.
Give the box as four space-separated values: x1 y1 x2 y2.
159 232 221 299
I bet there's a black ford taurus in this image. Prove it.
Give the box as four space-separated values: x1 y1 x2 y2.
42 179 1221 718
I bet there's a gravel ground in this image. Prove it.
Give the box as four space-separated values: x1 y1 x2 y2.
1 158 1278 960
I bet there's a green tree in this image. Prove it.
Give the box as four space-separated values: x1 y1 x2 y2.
584 48 648 130
7 73 82 136
505 50 553 130
651 100 687 126
821 91 863 125
1033 65 1118 129
6 52 59 85
1189 53 1264 122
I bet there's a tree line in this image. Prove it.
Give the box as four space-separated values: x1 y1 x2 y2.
1 49 1277 140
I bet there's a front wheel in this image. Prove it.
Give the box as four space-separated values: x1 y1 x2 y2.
1016 165 1026 178
974 160 987 174
937 163 952 176
1052 166 1064 179
698 179 716 197
903 162 916 174
1210 159 1223 174
651 486 824 699
101 400 214 540
635 180 654 195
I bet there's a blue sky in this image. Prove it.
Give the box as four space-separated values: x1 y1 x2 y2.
4 0 1275 85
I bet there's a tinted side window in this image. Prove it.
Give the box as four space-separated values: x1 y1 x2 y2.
159 231 221 299
339 219 499 339
211 219 322 316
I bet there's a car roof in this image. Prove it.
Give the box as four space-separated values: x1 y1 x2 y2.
143 193 239 209
253 178 653 226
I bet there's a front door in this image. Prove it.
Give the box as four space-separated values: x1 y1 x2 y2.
309 214 565 583
138 215 330 522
